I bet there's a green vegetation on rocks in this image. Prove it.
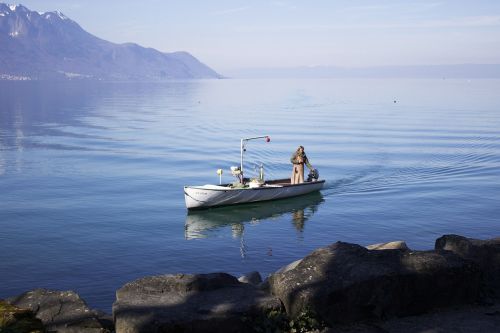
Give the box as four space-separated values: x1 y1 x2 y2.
244 307 325 333
288 308 326 333
0 300 45 333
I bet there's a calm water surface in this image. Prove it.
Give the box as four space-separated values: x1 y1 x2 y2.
1 79 500 311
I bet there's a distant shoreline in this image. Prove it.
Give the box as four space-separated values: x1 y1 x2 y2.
223 63 500 79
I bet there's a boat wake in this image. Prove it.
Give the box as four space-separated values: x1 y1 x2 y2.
322 135 500 197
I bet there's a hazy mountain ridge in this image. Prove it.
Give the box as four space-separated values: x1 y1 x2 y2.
0 3 222 80
227 64 500 79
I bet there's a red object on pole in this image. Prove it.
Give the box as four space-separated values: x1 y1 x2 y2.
266 136 271 142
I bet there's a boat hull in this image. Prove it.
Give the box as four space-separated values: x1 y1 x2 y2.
184 179 325 209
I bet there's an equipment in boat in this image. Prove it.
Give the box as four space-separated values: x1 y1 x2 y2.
307 168 319 182
183 135 325 210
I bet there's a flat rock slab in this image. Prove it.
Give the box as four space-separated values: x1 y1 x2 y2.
366 241 409 251
7 289 110 333
322 302 500 333
269 241 481 326
113 272 284 333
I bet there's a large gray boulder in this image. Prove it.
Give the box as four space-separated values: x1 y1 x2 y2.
268 241 481 326
113 272 284 333
6 289 111 333
435 234 500 299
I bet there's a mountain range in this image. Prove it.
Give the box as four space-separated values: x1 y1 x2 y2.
0 3 222 80
226 64 500 79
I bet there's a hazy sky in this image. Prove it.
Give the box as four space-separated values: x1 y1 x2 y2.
16 1 500 72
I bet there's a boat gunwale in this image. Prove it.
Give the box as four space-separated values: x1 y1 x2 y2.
184 179 325 191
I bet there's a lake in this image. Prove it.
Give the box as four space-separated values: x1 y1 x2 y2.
1 78 499 312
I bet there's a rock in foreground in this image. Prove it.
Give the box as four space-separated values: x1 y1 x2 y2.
5 234 499 333
0 299 44 333
113 272 284 333
436 234 500 299
7 289 111 333
323 302 500 333
268 241 481 326
238 271 263 286
366 241 409 251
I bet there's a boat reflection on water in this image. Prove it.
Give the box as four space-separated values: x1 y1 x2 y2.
184 191 325 241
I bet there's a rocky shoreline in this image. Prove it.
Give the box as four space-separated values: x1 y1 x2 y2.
2 234 499 333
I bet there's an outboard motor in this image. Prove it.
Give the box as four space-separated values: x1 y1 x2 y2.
307 168 319 182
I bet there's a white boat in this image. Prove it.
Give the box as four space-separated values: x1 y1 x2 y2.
184 136 325 210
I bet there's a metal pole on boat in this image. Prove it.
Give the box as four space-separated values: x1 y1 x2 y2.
217 169 223 184
240 138 244 181
240 135 270 183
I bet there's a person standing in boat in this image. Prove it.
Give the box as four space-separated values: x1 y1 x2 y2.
290 146 314 184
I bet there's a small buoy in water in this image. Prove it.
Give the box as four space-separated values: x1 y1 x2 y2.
266 136 271 142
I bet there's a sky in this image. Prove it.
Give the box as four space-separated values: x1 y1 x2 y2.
13 1 500 73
